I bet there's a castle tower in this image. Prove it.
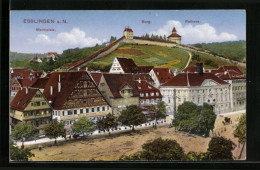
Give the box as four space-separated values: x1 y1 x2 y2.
123 27 133 39
167 27 181 44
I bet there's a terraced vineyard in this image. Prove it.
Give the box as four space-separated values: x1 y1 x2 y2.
91 44 190 70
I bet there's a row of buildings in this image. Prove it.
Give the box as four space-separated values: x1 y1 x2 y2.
9 57 246 134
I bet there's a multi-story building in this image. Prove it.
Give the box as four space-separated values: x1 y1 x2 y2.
98 73 140 115
42 71 111 126
184 65 246 112
10 78 22 97
160 67 231 118
10 88 52 134
212 66 246 111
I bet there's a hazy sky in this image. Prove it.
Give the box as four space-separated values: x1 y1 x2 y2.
10 10 246 54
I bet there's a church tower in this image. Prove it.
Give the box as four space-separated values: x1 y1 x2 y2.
167 27 181 44
123 27 133 39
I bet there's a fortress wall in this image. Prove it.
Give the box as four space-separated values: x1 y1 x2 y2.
77 40 126 68
123 39 177 48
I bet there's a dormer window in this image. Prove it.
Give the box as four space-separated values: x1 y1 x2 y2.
151 93 154 96
140 93 144 97
148 86 151 89
138 86 141 89
146 93 149 97
156 92 159 96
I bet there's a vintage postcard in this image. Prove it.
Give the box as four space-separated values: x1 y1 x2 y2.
9 10 246 161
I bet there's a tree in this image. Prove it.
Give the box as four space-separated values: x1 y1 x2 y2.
233 114 246 146
110 36 117 43
149 101 166 129
10 141 35 161
71 117 95 137
44 119 65 145
195 103 216 136
97 113 118 136
173 102 216 136
207 137 236 160
11 122 38 149
118 105 147 131
120 138 186 160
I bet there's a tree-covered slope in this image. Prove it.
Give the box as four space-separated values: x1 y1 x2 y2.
192 41 246 62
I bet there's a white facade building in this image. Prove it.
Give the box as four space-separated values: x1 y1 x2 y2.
160 72 232 117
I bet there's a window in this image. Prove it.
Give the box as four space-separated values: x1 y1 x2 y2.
156 92 159 96
102 106 105 111
168 97 171 103
80 109 83 114
146 99 149 104
140 93 144 97
151 93 154 96
74 110 77 115
178 98 181 102
35 101 40 106
146 93 149 97
42 102 46 105
92 108 95 112
198 97 200 103
68 110 73 115
86 108 89 113
31 103 34 106
97 107 100 112
184 98 186 102
62 111 64 116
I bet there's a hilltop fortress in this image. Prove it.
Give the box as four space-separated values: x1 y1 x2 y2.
64 26 182 70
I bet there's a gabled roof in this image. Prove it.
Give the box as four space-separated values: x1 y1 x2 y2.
116 57 154 73
210 66 245 80
47 52 58 56
152 68 174 84
17 78 38 87
90 72 102 85
43 72 85 110
102 73 139 98
135 80 162 99
117 57 138 73
10 88 39 111
172 27 177 32
161 72 229 87
11 68 26 78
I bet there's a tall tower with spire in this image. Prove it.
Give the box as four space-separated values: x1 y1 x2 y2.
167 27 181 44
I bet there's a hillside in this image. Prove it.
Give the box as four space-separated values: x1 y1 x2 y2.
10 52 46 62
86 44 190 70
192 41 246 62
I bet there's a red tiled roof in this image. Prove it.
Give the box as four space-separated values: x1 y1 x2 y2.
124 28 133 32
32 77 49 89
172 27 177 32
90 72 102 85
183 66 198 73
11 68 26 78
152 68 174 84
217 66 244 75
133 36 176 44
132 74 154 84
71 67 94 72
64 36 125 70
161 72 229 87
116 57 154 73
47 52 58 56
135 80 162 99
43 72 84 110
102 73 139 98
168 33 181 38
209 66 245 80
22 70 43 79
10 88 39 111
17 78 38 87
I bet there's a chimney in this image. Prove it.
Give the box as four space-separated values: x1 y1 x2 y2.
58 74 61 92
25 87 28 94
196 63 203 74
50 86 53 95
77 67 80 71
